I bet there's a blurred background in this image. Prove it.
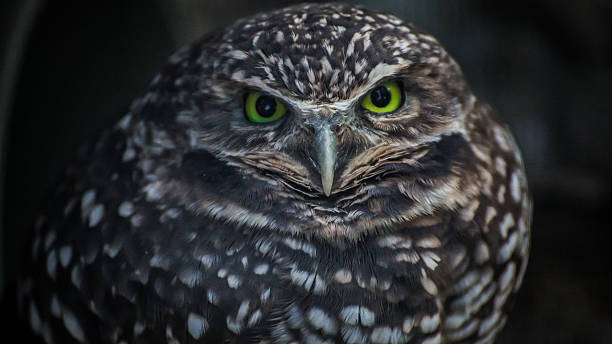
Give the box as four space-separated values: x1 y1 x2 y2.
1 0 611 342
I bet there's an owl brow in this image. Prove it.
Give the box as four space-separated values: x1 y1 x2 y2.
349 63 413 100
221 77 299 104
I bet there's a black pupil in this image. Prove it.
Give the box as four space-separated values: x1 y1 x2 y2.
255 96 277 117
371 86 391 107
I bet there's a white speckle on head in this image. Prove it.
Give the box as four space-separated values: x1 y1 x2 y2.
254 263 269 275
307 307 338 335
118 201 134 217
402 317 414 334
59 245 72 268
420 313 440 333
63 309 86 342
46 249 58 279
88 204 105 227
334 268 352 284
187 313 209 339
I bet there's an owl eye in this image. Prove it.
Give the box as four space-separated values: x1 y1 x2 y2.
244 92 287 123
361 81 403 114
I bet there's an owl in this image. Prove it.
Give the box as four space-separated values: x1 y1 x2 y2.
20 3 531 344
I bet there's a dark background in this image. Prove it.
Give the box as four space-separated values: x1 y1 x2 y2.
2 1 612 342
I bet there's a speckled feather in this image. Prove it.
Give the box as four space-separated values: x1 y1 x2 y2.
20 3 531 344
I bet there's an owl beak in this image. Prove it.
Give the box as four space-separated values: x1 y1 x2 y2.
315 123 338 197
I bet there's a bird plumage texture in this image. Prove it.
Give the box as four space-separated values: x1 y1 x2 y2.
21 3 531 344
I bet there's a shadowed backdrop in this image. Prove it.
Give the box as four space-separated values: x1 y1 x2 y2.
1 1 611 342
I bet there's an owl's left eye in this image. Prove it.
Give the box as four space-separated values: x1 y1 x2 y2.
361 81 403 114
244 92 287 123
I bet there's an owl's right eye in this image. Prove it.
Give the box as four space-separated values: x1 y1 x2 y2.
361 81 403 114
244 92 287 123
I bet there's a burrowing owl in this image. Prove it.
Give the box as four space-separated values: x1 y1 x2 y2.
21 3 531 343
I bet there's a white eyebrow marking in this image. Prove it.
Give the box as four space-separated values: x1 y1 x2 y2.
229 61 410 117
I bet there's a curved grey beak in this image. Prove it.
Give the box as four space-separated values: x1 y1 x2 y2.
315 123 338 197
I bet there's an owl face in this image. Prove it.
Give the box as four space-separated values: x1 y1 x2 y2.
136 3 481 240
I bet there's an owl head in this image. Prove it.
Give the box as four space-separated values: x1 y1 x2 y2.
123 3 482 241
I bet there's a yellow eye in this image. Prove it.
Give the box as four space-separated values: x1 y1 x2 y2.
361 81 403 114
244 92 287 123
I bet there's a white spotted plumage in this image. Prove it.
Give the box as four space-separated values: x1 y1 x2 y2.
20 3 531 344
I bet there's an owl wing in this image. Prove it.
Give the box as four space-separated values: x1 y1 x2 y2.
20 127 279 343
438 103 532 343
